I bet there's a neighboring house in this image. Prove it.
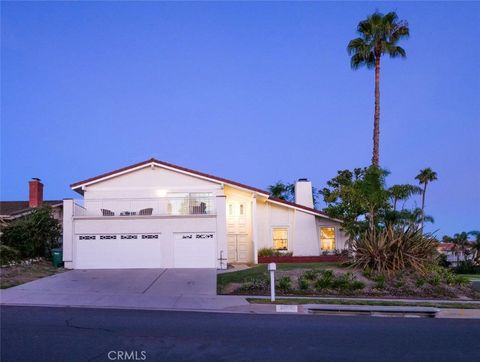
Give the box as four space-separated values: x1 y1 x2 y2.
0 178 63 225
437 243 472 266
63 158 347 269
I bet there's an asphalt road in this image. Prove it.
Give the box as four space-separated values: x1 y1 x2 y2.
1 306 480 362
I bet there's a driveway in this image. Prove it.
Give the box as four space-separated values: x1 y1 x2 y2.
0 269 248 311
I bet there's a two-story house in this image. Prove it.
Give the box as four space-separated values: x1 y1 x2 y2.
62 158 347 269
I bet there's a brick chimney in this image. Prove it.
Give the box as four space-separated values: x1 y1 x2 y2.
29 178 44 208
294 178 314 208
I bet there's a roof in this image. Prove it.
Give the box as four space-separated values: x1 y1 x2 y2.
0 200 63 217
70 158 338 221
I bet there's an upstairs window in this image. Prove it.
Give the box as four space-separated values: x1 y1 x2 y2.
320 227 336 251
272 228 288 250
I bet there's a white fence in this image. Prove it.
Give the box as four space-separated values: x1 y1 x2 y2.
73 197 216 217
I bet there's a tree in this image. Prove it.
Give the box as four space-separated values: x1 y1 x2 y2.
268 181 320 208
415 168 438 229
468 231 480 265
388 184 422 211
320 166 390 240
267 181 295 202
347 11 409 166
0 206 61 259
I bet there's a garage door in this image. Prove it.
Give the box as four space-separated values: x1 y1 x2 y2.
75 234 162 269
174 232 216 268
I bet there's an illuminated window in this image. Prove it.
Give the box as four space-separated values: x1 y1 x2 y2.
272 228 288 250
320 227 336 250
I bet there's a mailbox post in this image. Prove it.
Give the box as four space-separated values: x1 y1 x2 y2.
268 262 276 302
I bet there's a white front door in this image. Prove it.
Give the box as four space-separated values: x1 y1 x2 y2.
226 200 252 263
228 234 251 263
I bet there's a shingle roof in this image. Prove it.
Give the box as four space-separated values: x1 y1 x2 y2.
0 200 63 217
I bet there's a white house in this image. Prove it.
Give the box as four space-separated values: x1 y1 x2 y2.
62 158 347 269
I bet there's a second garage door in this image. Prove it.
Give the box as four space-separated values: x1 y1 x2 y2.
174 232 216 268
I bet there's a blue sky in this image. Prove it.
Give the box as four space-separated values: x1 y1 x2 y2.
1 1 479 236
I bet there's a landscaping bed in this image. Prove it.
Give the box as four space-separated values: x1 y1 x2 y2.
258 255 344 264
217 263 480 300
0 259 66 289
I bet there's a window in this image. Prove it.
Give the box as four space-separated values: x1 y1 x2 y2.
228 204 233 216
320 227 336 251
272 228 288 250
239 204 244 216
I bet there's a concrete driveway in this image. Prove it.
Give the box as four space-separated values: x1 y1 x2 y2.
0 269 248 311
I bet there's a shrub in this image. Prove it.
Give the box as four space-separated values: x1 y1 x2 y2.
298 277 309 290
331 272 365 292
454 261 480 275
0 244 20 265
277 276 292 292
1 206 61 259
374 274 386 289
351 223 438 274
315 270 334 290
258 248 293 257
238 277 269 292
302 270 318 281
416 278 426 288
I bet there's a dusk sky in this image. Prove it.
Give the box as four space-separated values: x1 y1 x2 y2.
1 1 479 236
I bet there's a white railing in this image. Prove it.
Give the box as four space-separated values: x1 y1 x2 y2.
73 197 216 217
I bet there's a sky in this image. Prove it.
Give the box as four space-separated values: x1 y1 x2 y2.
1 1 479 236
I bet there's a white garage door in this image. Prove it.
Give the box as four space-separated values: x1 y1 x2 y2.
174 233 216 268
75 234 162 269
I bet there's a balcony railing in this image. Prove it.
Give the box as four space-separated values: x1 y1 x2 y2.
73 197 216 217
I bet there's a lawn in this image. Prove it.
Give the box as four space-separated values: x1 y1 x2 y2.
217 262 342 293
459 274 480 281
0 260 66 289
247 298 480 310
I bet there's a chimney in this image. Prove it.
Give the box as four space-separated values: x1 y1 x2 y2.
294 178 313 208
29 178 44 208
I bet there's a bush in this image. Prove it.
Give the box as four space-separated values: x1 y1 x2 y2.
351 223 438 274
258 248 293 257
302 270 318 281
1 206 61 259
298 277 309 290
277 277 292 292
315 270 334 290
454 261 480 275
374 274 386 289
237 277 269 292
0 244 20 265
331 272 365 292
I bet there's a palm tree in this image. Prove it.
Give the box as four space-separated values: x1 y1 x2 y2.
452 232 469 264
468 231 480 265
415 168 438 229
388 184 422 211
347 11 409 167
267 182 294 202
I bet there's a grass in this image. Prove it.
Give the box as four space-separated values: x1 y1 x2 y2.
0 259 66 289
247 298 480 310
459 274 480 281
217 262 342 293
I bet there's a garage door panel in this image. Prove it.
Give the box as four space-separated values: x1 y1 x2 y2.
75 235 162 269
174 233 216 268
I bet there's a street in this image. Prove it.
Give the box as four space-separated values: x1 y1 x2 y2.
1 306 480 362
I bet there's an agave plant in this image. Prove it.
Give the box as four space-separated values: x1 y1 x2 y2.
350 223 438 274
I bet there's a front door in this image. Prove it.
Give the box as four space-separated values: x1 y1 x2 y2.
228 234 250 263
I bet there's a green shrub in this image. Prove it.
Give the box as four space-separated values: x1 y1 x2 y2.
351 280 366 290
374 274 386 289
0 244 20 265
416 278 425 288
1 206 61 258
351 224 438 274
298 277 309 290
258 248 293 257
362 268 372 279
302 270 318 281
277 277 292 292
315 270 334 290
454 261 480 275
238 277 269 292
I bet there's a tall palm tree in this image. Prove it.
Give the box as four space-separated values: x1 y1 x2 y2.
388 184 422 211
468 231 480 265
415 168 438 229
267 182 294 202
347 11 409 167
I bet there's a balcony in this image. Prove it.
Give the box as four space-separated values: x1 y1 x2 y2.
73 196 216 218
